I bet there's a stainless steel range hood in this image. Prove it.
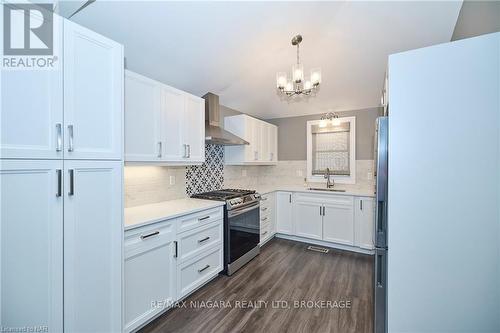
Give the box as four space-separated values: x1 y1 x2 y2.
203 93 249 145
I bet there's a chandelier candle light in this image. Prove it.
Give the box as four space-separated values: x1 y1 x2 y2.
276 34 322 97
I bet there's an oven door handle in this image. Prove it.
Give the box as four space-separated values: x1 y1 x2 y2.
228 203 260 218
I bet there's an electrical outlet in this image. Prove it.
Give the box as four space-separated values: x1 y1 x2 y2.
242 169 247 177
169 175 175 185
296 170 303 177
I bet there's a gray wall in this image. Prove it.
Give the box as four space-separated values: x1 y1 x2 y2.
267 107 382 161
452 1 500 41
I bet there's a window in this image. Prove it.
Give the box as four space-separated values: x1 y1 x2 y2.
306 117 356 184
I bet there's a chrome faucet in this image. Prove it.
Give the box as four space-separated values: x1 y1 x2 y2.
324 168 335 188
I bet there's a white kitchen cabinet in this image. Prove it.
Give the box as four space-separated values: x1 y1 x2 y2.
354 197 375 249
63 20 123 160
125 71 162 161
224 114 278 165
268 125 278 162
293 200 323 240
125 70 205 164
177 246 223 299
124 221 176 333
0 160 63 331
63 160 122 333
260 192 276 244
322 199 355 246
276 191 293 234
0 64 63 159
161 85 184 161
0 18 123 161
182 94 205 163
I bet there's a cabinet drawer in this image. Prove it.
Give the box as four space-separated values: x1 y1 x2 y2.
260 214 271 225
178 246 222 298
178 207 223 233
179 221 222 262
125 220 176 258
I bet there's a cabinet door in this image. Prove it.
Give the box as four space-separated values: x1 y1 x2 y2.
354 197 375 249
161 86 184 161
0 160 63 331
270 125 278 162
251 118 262 161
183 94 205 163
1 16 63 159
63 20 123 160
323 203 354 245
260 122 269 162
124 223 176 333
125 71 162 161
276 192 293 234
63 160 122 333
293 201 323 240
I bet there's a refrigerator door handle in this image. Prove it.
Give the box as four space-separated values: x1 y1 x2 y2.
374 248 387 333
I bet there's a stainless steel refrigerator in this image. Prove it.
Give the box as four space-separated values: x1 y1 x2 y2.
374 116 388 333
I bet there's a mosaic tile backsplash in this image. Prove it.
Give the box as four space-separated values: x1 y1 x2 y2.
185 144 224 196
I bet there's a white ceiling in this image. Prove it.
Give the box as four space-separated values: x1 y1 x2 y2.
69 1 462 119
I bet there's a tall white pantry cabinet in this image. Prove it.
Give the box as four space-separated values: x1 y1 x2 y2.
0 17 124 333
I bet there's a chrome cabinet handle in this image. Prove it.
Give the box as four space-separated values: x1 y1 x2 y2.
183 144 188 158
261 197 268 201
67 125 74 152
187 144 191 158
140 231 159 240
198 264 210 273
261 217 268 221
174 241 178 258
254 151 258 160
360 200 363 211
262 231 268 236
56 169 62 197
198 236 210 244
56 124 62 152
289 194 292 203
157 142 162 158
68 169 74 196
261 207 268 211
198 216 210 221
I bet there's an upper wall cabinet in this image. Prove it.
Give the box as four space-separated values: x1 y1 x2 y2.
0 18 123 161
224 114 278 165
63 20 124 160
125 70 205 165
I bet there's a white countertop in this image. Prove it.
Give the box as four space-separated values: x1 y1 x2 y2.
124 198 225 230
254 185 376 197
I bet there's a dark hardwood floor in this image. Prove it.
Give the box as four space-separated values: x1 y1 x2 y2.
140 238 374 333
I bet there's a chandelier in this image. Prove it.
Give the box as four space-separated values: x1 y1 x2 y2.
276 34 322 97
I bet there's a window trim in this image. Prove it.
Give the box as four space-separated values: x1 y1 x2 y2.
306 117 356 184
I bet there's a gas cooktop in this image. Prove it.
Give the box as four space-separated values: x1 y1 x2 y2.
191 189 256 201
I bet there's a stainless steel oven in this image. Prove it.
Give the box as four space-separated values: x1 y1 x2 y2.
191 189 261 276
226 200 260 275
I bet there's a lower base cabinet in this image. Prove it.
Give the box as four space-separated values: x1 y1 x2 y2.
124 221 177 333
1 160 123 333
275 191 374 252
259 192 276 244
124 206 223 332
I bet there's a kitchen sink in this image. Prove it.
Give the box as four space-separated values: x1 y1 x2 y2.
307 187 346 192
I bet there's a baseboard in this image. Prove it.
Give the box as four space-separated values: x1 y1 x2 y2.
275 233 374 255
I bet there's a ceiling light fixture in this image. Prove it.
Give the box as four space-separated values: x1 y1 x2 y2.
276 34 321 98
320 112 340 127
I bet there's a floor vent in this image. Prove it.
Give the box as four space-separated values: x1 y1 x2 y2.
307 246 329 254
